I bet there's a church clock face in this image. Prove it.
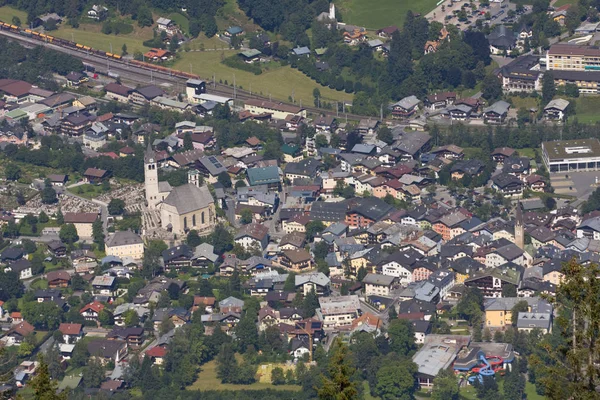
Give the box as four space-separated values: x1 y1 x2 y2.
149 158 154 163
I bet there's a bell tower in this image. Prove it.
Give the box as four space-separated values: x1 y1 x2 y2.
514 202 524 250
144 143 160 209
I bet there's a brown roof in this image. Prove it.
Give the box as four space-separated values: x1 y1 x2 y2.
84 167 108 178
289 214 311 226
146 346 167 358
105 83 134 97
351 312 382 330
119 146 134 154
59 323 82 335
245 99 304 114
12 321 34 336
97 112 114 122
47 174 67 183
193 296 216 306
236 222 269 241
0 80 32 97
100 380 124 391
426 92 456 103
46 270 71 282
246 136 261 146
280 231 306 247
492 147 515 157
64 212 98 224
548 43 600 56
282 249 312 264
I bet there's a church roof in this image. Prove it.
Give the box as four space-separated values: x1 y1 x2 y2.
163 183 213 215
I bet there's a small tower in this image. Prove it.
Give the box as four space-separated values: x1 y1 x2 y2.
329 2 336 20
514 201 524 250
144 142 160 209
188 169 200 187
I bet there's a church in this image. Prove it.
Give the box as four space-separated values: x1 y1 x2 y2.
144 144 216 236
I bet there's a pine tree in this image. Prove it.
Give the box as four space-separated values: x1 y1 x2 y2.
317 339 358 400
30 358 67 400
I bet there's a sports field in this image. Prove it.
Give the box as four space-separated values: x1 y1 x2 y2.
336 0 441 29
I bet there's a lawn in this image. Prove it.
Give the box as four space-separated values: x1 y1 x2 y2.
509 96 539 111
571 96 600 124
51 23 152 55
0 6 26 24
336 0 440 29
459 379 545 400
69 183 110 199
30 278 49 290
175 51 354 105
189 358 301 392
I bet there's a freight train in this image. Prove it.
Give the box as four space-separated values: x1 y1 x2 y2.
0 20 202 81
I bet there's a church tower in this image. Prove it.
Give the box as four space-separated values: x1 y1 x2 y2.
514 201 524 250
144 143 160 209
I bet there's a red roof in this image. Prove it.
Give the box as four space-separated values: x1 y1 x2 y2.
120 146 135 154
97 112 114 122
59 323 82 335
11 312 22 318
193 296 216 306
12 321 35 336
102 152 119 160
80 301 105 314
246 136 261 146
146 346 167 358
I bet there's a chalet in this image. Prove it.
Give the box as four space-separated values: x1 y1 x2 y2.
362 273 395 297
491 147 516 164
107 327 144 347
162 244 194 270
80 301 105 322
451 159 485 180
104 83 134 103
143 48 172 62
83 168 109 184
492 173 524 198
280 249 313 271
448 104 473 121
502 156 530 180
390 96 421 118
156 17 178 35
145 346 167 365
280 231 306 250
464 267 521 298
234 223 269 250
130 85 165 105
4 321 35 345
59 323 83 344
92 276 117 296
357 119 380 135
64 212 98 238
345 197 394 229
314 115 337 133
65 72 88 87
377 26 399 38
152 307 190 330
544 98 569 121
87 339 127 365
526 174 547 192
5 259 33 280
483 101 510 125
424 92 456 110
46 270 71 288
295 272 330 296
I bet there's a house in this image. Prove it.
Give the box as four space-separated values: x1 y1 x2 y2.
317 295 360 330
234 223 269 250
87 339 127 365
451 159 485 181
464 267 521 298
362 273 395 297
105 231 144 259
143 48 172 62
485 243 529 268
282 214 311 234
280 232 306 250
59 323 83 344
152 307 190 330
280 249 313 271
483 101 510 124
107 327 145 347
345 197 394 229
46 270 71 288
224 26 244 37
145 346 167 365
65 72 88 87
219 297 245 314
284 158 321 182
162 244 193 270
517 312 553 333
425 92 456 110
104 83 134 103
5 260 33 280
484 297 552 328
61 114 93 136
92 276 117 296
526 174 547 192
80 301 105 322
83 168 109 184
448 104 473 121
292 46 311 57
295 272 330 295
377 26 399 38
544 98 570 121
4 321 35 345
502 156 530 180
487 25 517 55
390 96 421 118
88 4 108 20
492 147 516 164
130 85 165 105
247 166 280 189
314 115 337 133
492 173 524 198
156 17 178 35
282 144 303 163
367 39 384 51
83 131 106 150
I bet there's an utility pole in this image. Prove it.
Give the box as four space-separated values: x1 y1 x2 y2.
110 42 113 54
189 63 192 74
336 101 339 117
233 74 236 99
380 103 383 122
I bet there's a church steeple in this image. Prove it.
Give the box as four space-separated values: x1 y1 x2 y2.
144 142 155 164
144 142 159 209
515 201 524 250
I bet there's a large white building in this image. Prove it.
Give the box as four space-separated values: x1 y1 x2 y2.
541 139 600 173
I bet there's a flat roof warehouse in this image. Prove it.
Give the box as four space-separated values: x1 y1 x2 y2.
542 139 600 162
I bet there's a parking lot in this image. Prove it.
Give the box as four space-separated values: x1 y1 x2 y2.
426 0 529 31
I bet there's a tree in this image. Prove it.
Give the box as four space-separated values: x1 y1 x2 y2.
59 223 79 245
305 220 325 240
137 6 153 27
377 126 394 145
375 360 418 400
30 358 67 400
212 224 233 255
387 319 417 356
98 310 113 326
124 309 140 327
317 339 358 400
303 288 320 318
511 300 530 326
315 134 329 148
240 208 253 224
5 163 20 181
504 359 526 400
12 16 21 26
38 211 49 224
71 273 86 290
56 209 64 225
566 5 583 34
216 343 238 383
71 340 89 367
92 219 105 251
108 198 126 215
483 327 492 342
542 71 556 105
167 282 180 300
187 230 202 247
218 170 233 190
83 358 105 388
432 368 459 400
314 241 329 260
502 283 517 297
41 180 57 204
565 83 580 98
272 367 286 385
481 74 502 102
121 43 128 56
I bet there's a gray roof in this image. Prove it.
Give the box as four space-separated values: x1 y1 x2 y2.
367 39 384 47
135 85 164 100
362 273 395 286
517 312 552 330
394 132 431 156
219 296 245 308
106 230 143 248
163 183 214 215
544 98 570 112
392 95 421 111
198 155 227 176
484 100 511 116
284 158 321 176
318 295 360 315
412 335 471 378
295 272 330 288
484 297 553 313
192 243 219 263
414 281 440 302
293 46 311 56
494 243 524 261
351 144 376 154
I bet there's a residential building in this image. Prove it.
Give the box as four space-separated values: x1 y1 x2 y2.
280 249 313 271
544 98 570 121
484 296 552 328
105 231 144 259
317 295 360 330
362 273 395 297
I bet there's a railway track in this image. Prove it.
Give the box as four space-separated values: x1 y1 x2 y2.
0 28 365 122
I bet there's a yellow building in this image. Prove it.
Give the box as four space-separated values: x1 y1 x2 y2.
63 212 98 239
244 99 306 120
105 230 144 260
484 297 551 328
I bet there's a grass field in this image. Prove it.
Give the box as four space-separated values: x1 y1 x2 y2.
459 379 545 400
168 12 189 35
509 96 539 111
336 0 440 29
175 51 353 105
69 183 110 199
189 358 301 392
51 23 151 54
0 6 26 24
571 96 600 124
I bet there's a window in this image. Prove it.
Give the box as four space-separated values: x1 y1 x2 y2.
192 215 196 226
184 217 188 230
201 212 205 224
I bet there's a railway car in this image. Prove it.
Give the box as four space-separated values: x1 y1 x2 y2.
32 31 40 36
45 35 53 42
112 54 121 60
83 46 91 51
9 25 18 30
